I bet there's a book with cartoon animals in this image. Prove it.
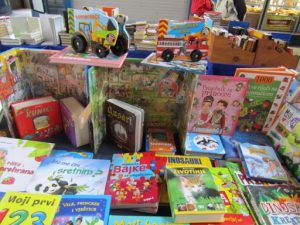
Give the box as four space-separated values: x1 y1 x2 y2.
26 157 110 195
187 75 249 135
166 167 225 223
237 143 288 183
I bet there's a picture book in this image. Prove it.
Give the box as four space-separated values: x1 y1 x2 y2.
184 133 225 159
26 157 110 195
0 191 61 225
146 128 176 154
109 215 189 225
52 195 111 225
166 167 225 223
11 96 63 140
209 167 255 225
0 56 14 100
187 75 249 135
267 103 300 182
50 150 93 159
105 99 144 152
0 137 54 192
105 152 159 209
289 85 300 110
235 68 294 133
246 186 300 225
238 143 288 183
60 97 90 147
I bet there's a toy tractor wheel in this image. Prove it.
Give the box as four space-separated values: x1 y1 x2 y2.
162 49 174 62
111 36 128 56
71 34 87 53
95 44 109 58
190 50 202 62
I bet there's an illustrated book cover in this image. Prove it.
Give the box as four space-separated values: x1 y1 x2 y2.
50 150 93 159
146 128 176 154
109 215 189 225
105 152 159 209
184 133 225 159
187 75 249 135
52 195 111 225
11 96 63 140
105 99 144 152
238 143 288 183
26 157 110 195
0 191 61 225
0 137 54 192
60 97 90 147
166 167 225 223
235 68 295 133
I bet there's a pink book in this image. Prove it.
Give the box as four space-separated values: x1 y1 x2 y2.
187 75 249 135
49 47 127 68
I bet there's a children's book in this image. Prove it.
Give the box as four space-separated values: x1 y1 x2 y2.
105 99 144 152
235 68 295 133
289 85 300 110
0 137 54 192
52 195 111 225
238 143 288 183
26 157 110 195
184 133 225 159
146 128 176 154
105 152 159 209
109 215 189 225
11 96 63 140
246 186 300 225
0 191 61 225
187 75 249 135
166 167 225 223
209 167 255 225
50 150 93 159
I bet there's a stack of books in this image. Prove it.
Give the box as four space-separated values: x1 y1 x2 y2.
125 23 136 43
0 16 12 38
135 23 157 51
0 34 23 45
58 31 71 46
21 31 44 45
134 21 148 44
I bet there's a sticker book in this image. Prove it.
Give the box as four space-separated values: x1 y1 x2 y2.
26 157 110 195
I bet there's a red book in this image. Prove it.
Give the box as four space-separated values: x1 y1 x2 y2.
11 96 63 140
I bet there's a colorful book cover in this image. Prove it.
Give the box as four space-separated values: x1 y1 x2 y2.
146 128 176 154
105 152 158 208
187 75 249 135
289 85 300 110
26 157 110 195
246 186 300 225
0 137 54 192
184 133 225 159
166 167 225 223
11 96 63 140
50 150 93 159
0 57 14 100
0 191 61 225
235 68 294 133
52 195 111 225
109 215 189 225
238 143 288 183
209 167 255 225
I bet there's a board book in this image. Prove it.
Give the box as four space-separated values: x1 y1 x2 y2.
187 75 249 135
166 167 225 223
0 137 54 192
146 128 176 154
109 215 189 225
235 68 294 133
238 143 288 183
26 157 110 195
52 195 111 225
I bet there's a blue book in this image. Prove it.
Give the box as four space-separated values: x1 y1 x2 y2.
109 215 189 225
238 143 288 183
184 133 225 159
53 195 111 225
51 150 94 159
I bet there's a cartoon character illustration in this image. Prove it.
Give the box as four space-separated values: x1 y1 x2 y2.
262 157 282 177
194 95 214 129
232 100 241 108
76 216 83 225
210 99 228 132
235 82 244 91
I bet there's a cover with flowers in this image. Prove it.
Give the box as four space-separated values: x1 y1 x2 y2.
105 152 158 209
187 75 249 135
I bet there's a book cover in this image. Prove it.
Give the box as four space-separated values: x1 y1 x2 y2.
105 152 159 208
146 128 176 154
235 68 294 133
209 167 255 225
246 186 300 225
187 75 249 135
184 133 225 159
0 137 54 192
289 86 300 110
50 150 93 159
26 157 110 195
238 143 288 183
0 57 14 100
109 215 189 225
11 96 63 140
0 192 61 225
166 167 225 223
52 195 111 225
